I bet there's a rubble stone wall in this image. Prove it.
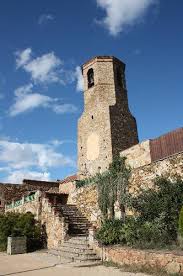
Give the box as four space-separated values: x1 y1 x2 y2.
72 152 183 227
41 197 68 249
120 140 151 169
5 192 68 249
96 245 183 275
72 184 100 228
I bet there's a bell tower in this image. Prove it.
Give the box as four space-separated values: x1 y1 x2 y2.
78 56 138 177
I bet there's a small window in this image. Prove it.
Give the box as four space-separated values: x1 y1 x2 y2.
91 115 94 119
122 73 127 89
87 68 94 88
117 68 122 86
0 200 1 206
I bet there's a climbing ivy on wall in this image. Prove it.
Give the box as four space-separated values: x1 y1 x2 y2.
96 157 131 220
76 156 131 220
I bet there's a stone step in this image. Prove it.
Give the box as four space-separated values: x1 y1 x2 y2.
68 229 88 234
65 220 90 224
49 249 100 261
58 245 93 254
69 223 90 228
63 242 90 249
66 237 89 245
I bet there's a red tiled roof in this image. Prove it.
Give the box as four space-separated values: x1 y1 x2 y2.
59 174 78 184
47 187 59 194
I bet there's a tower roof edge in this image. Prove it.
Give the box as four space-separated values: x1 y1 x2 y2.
82 56 125 69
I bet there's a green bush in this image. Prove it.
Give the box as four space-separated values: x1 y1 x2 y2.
123 217 168 249
131 176 183 243
178 206 183 238
0 212 42 252
96 219 125 245
96 176 183 249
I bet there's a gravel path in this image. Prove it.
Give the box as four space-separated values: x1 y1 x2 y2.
0 251 149 276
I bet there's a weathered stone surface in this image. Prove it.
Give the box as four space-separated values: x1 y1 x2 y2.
129 152 183 194
92 245 183 274
72 184 100 228
0 179 59 214
6 192 68 249
7 236 27 255
59 181 76 204
71 152 183 226
166 262 181 274
120 140 151 169
78 56 138 177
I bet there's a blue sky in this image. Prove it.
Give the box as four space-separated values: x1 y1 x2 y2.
0 0 182 183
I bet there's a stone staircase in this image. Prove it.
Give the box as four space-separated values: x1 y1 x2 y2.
49 204 100 263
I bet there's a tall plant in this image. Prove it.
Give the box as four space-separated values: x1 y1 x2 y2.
96 156 131 220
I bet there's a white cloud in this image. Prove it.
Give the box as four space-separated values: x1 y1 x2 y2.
9 84 77 116
15 48 32 68
52 103 78 114
16 49 63 84
15 48 84 91
10 90 52 116
75 66 84 92
0 139 75 171
6 170 50 184
24 52 62 83
50 139 75 147
38 14 55 25
96 0 157 36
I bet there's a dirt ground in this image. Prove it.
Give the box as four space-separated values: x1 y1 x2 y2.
0 251 149 276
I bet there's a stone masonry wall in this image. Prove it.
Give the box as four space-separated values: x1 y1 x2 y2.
72 152 183 227
94 245 183 275
129 151 183 194
78 56 138 177
120 140 151 169
6 192 68 249
41 197 68 249
71 184 100 228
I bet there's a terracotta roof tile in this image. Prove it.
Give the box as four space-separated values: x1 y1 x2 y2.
47 187 59 194
59 174 78 184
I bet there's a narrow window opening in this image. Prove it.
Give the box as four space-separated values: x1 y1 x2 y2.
91 115 94 119
122 73 127 89
117 68 122 86
87 68 94 88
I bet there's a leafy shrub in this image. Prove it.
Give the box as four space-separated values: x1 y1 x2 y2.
178 206 183 238
0 212 42 252
131 176 183 243
96 176 183 249
96 219 125 245
124 218 169 249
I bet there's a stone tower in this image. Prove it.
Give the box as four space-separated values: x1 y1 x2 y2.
78 56 138 177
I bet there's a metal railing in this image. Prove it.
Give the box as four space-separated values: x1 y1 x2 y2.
6 193 36 210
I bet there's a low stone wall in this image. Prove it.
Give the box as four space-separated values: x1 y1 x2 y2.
59 181 76 204
5 192 68 250
41 197 68 249
120 140 151 169
97 245 183 275
7 236 27 255
129 152 183 194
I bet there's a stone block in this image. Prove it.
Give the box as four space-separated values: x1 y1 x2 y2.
7 236 27 255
